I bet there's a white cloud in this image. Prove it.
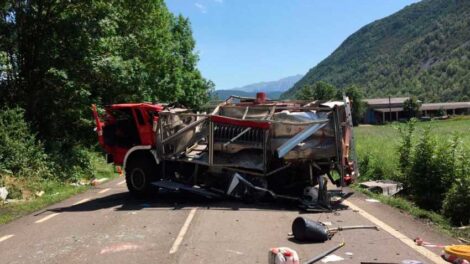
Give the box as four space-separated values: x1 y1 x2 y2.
195 3 207 13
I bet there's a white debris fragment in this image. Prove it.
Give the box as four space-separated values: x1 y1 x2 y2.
0 187 8 201
321 254 344 262
365 199 380 203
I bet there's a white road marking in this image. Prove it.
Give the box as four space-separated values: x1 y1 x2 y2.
35 213 60 224
343 200 447 264
117 180 126 186
169 208 197 254
0 234 14 243
73 198 90 205
98 188 111 194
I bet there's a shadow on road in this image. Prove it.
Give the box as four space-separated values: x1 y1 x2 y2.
47 188 353 214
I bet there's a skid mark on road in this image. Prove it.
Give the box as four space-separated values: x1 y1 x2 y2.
343 200 446 264
169 208 197 254
98 188 111 194
117 180 126 186
35 213 60 224
0 234 14 243
73 198 91 206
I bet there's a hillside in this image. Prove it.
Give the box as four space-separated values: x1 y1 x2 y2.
216 74 302 99
283 0 470 102
214 90 283 100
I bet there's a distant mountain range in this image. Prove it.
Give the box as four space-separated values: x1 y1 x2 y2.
283 0 470 102
214 74 303 100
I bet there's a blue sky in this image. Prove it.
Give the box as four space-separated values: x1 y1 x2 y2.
165 0 420 90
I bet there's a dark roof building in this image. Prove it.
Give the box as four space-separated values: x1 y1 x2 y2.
362 97 470 124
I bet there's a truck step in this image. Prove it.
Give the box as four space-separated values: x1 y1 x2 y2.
151 180 221 199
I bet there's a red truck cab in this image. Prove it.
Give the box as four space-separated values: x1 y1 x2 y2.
92 103 163 165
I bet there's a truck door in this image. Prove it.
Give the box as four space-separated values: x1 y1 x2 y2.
133 108 154 146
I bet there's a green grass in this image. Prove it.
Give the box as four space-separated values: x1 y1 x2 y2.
0 155 117 225
355 118 470 180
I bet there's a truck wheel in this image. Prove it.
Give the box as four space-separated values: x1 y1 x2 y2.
125 156 159 197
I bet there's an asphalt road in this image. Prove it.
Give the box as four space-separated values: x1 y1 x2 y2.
0 178 458 264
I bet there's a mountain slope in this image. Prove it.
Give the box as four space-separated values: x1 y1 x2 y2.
216 74 302 99
283 0 470 102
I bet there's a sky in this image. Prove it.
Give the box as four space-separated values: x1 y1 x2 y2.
165 0 420 90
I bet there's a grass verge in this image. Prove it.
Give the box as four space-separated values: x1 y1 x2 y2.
0 156 118 225
352 184 470 241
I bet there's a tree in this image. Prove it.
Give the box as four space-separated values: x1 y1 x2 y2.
296 81 336 100
403 96 422 118
0 0 212 177
342 85 365 126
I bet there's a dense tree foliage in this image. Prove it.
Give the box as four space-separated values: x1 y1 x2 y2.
296 81 336 100
403 97 422 118
341 85 365 126
284 0 470 102
0 0 212 178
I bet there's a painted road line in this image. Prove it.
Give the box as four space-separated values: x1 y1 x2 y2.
73 198 91 206
169 208 197 254
98 188 111 194
0 234 14 243
117 180 126 186
343 200 447 264
35 213 60 224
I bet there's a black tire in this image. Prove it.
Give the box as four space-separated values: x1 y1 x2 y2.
125 154 159 197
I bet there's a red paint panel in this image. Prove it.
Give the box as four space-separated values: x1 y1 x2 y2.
210 115 271 129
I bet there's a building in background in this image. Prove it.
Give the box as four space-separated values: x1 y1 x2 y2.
362 97 470 124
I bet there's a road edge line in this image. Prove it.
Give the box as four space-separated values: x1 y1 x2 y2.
169 208 197 254
0 234 14 243
342 200 446 264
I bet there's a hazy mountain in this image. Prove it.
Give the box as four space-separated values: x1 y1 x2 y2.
215 74 302 100
283 0 470 102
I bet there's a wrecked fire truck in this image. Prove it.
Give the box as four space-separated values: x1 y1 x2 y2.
92 93 358 207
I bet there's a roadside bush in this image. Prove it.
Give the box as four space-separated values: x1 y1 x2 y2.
408 127 458 210
48 143 96 181
0 107 53 179
397 118 416 189
442 151 470 226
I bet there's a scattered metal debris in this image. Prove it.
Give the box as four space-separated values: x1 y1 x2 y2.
291 217 379 243
360 180 403 196
303 242 345 264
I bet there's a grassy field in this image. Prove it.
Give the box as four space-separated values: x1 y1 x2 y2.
355 117 470 181
0 155 117 224
354 117 470 239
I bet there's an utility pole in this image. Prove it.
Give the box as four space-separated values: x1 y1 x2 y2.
388 96 391 122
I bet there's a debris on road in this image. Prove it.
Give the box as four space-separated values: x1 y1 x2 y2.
413 237 446 248
291 217 379 243
268 247 300 264
359 180 403 196
303 242 345 264
320 254 344 263
365 199 381 203
443 245 470 263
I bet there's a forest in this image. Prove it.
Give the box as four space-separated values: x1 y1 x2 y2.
0 1 212 182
